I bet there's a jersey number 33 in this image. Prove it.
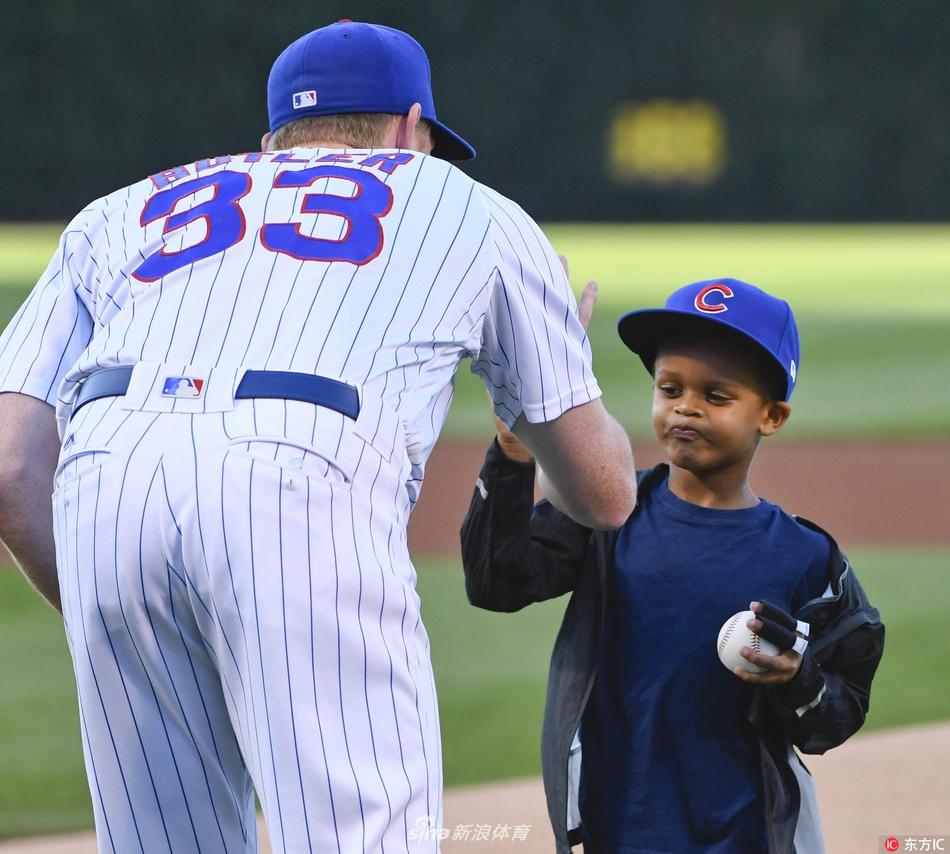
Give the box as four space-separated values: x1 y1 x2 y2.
132 165 393 282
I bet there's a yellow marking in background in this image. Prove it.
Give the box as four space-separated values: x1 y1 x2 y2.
609 100 726 186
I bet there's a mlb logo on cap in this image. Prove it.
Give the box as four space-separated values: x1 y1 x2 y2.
293 90 317 109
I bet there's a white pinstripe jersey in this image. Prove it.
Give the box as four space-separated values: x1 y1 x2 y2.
0 148 600 502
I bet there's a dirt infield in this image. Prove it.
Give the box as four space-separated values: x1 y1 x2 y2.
3 721 948 853
441 721 950 853
1 440 945 570
408 439 950 554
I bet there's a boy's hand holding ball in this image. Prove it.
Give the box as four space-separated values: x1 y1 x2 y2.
718 600 811 685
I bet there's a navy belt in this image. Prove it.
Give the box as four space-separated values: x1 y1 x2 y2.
71 366 360 420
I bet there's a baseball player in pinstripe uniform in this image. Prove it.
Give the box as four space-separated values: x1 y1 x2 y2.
0 21 635 854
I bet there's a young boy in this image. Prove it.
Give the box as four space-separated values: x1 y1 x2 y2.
460 278 884 854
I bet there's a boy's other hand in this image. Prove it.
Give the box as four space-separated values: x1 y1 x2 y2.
490 393 535 463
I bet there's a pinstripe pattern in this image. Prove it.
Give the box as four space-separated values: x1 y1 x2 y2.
6 147 602 853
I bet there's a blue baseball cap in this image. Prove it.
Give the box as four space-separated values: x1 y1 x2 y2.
617 278 801 399
267 21 475 161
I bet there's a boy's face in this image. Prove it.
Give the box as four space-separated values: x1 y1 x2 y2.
651 335 791 477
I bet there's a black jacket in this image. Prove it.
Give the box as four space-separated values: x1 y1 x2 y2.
460 441 885 854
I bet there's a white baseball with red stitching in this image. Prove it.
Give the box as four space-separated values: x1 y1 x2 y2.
717 610 779 674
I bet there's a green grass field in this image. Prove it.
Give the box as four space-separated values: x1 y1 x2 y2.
1 549 947 838
2 223 949 439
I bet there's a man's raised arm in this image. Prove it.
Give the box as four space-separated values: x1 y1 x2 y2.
514 398 635 530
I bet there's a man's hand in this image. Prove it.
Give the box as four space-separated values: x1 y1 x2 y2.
491 254 598 465
564 254 599 332
0 393 62 613
734 600 810 685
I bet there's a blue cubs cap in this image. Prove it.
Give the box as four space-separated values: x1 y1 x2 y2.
267 21 475 161
617 278 801 400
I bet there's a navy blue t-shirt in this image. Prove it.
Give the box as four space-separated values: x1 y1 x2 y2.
579 473 830 854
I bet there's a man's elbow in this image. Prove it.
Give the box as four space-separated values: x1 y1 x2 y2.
590 509 636 532
586 479 637 530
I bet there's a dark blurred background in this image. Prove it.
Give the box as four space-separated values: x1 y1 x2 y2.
4 0 949 221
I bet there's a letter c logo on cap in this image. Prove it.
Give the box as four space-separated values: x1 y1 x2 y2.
694 283 734 313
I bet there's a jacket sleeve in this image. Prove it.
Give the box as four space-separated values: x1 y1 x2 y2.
766 555 885 754
459 439 592 613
